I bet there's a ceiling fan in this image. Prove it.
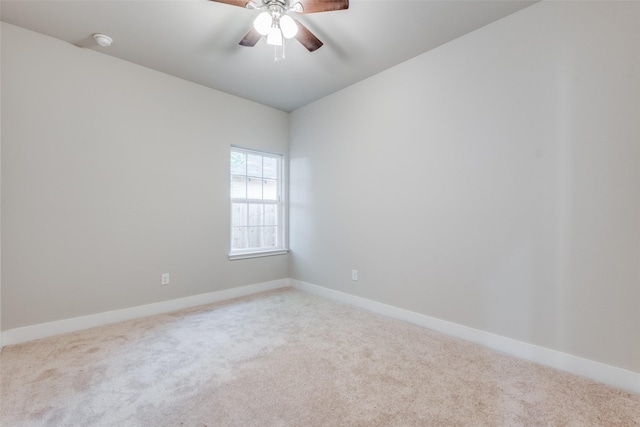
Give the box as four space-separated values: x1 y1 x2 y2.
210 0 349 52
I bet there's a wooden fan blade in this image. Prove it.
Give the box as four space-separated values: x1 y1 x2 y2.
296 0 348 14
294 19 323 52
209 0 254 9
239 28 262 47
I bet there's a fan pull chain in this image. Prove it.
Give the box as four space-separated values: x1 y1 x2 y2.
273 41 286 62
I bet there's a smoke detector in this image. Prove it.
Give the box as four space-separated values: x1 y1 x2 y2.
93 33 113 47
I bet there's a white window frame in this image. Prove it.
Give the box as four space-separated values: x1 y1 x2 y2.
229 146 288 260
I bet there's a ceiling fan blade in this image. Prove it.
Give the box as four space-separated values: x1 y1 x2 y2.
209 0 255 9
239 28 262 47
294 19 323 52
295 0 348 14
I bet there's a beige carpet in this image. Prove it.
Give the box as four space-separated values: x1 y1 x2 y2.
1 288 639 426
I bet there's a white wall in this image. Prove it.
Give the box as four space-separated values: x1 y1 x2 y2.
289 1 640 373
0 22 3 346
1 23 289 330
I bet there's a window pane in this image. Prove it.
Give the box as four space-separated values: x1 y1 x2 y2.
247 154 262 178
230 149 283 254
231 175 247 199
248 204 263 226
263 226 277 248
230 152 246 175
231 203 247 226
263 157 277 179
263 179 277 200
247 177 262 199
264 204 277 226
248 226 262 248
232 227 248 250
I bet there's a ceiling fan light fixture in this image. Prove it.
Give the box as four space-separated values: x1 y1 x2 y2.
279 15 298 39
211 0 349 54
253 11 272 35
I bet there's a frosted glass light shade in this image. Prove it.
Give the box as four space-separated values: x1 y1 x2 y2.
253 12 272 35
280 15 298 39
266 26 283 46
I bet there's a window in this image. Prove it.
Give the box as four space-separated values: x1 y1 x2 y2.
229 147 287 259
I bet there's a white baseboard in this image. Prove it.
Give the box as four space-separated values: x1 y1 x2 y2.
4 278 638 395
1 279 289 348
291 279 640 395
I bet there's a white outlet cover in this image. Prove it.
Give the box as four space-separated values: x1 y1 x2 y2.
161 273 170 285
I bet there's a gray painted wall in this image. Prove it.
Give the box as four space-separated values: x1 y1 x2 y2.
289 1 640 373
1 23 289 330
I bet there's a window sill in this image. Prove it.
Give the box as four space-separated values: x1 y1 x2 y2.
228 249 289 261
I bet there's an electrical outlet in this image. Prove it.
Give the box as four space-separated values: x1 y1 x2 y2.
352 269 358 281
161 273 170 285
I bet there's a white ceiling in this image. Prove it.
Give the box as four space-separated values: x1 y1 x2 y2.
0 0 537 112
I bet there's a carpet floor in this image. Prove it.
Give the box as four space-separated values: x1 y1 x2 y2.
1 288 639 426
